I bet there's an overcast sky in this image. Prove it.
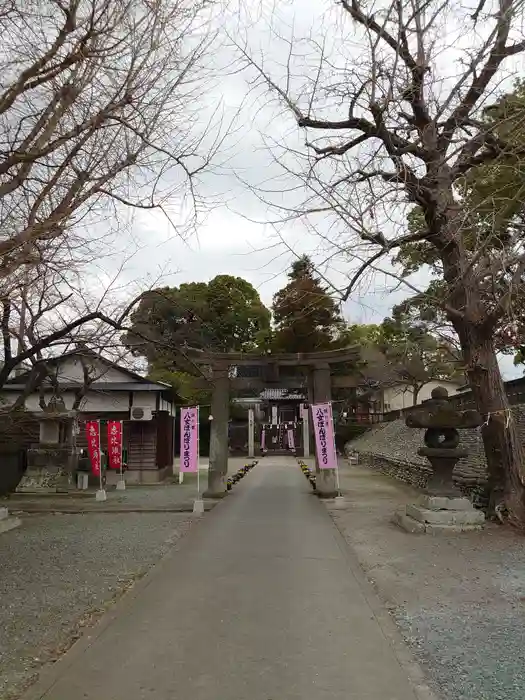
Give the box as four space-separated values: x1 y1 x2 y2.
109 0 522 380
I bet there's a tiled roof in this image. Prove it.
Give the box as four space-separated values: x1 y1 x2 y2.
259 388 306 401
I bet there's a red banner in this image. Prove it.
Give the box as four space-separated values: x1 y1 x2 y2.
107 420 123 471
86 420 101 476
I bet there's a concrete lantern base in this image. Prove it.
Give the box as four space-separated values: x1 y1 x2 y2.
0 507 21 535
393 496 485 533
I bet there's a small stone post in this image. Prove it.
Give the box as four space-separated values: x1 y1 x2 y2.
204 366 230 499
24 404 74 491
248 408 255 458
394 387 485 533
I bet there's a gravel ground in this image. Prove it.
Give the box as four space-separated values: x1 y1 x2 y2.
5 458 254 514
320 458 525 700
6 483 205 513
0 512 192 700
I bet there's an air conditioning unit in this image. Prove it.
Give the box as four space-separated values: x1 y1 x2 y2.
130 406 153 421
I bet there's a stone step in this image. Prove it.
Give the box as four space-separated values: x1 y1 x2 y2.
406 503 485 526
0 507 21 534
393 509 484 534
426 523 483 534
420 496 473 511
392 509 425 534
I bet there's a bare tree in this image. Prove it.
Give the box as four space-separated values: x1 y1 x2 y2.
0 254 141 393
240 0 525 523
0 0 220 279
0 0 224 389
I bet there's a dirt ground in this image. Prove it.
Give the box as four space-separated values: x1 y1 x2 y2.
317 458 525 700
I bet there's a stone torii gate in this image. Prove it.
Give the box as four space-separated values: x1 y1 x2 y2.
187 346 362 499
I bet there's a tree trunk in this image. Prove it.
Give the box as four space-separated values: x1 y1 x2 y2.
436 201 525 526
413 385 421 405
458 326 525 525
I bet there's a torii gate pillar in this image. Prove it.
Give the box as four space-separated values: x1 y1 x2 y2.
204 366 230 498
312 363 337 498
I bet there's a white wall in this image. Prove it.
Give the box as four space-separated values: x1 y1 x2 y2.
159 397 176 416
383 380 462 411
0 389 171 413
80 391 131 412
1 390 130 412
131 392 157 411
56 357 131 384
0 353 175 414
383 385 414 411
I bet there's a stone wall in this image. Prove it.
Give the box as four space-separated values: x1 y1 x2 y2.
346 404 525 504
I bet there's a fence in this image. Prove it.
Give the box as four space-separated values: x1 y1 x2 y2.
381 376 525 422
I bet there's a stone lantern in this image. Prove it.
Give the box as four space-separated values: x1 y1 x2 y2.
393 386 485 533
22 400 78 491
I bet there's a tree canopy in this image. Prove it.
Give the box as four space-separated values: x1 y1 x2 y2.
337 323 382 348
123 275 270 402
271 256 343 353
341 319 461 404
392 81 525 364
125 275 270 360
379 318 461 402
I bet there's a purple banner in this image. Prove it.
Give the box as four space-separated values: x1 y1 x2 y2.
287 429 295 450
180 407 199 472
311 403 337 469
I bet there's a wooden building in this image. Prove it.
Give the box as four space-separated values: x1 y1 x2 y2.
0 351 176 483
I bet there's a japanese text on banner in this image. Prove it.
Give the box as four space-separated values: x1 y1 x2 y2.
311 403 337 469
180 407 198 472
85 420 101 476
287 429 295 450
107 421 123 470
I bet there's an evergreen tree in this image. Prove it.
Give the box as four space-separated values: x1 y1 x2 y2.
123 275 270 403
271 256 343 353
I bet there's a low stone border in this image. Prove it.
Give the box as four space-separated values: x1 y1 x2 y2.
354 452 489 510
226 460 258 491
8 503 216 514
297 459 316 491
358 452 431 489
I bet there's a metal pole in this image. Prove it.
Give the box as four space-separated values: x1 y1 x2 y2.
329 403 341 494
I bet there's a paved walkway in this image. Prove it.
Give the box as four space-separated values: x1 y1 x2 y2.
23 458 427 700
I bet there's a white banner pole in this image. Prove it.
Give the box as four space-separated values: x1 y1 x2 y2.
329 403 345 505
328 403 340 493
